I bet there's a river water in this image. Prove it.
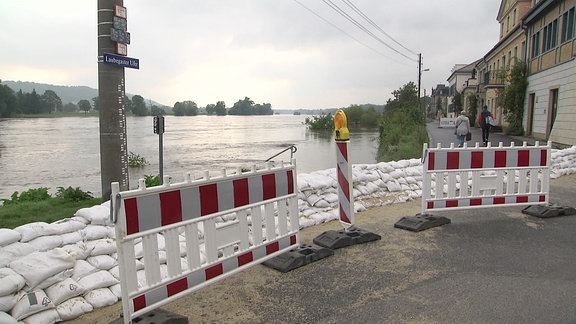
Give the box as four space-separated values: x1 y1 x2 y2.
0 115 380 200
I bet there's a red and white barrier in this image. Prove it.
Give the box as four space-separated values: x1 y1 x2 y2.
111 162 298 323
421 142 551 212
336 141 354 228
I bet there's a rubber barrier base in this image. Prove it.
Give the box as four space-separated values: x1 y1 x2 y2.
312 227 381 250
394 213 451 232
262 244 334 273
522 204 576 218
111 308 188 324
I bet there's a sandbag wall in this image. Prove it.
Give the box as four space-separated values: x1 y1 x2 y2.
0 146 575 323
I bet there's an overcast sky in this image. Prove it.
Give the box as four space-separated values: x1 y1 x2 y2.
0 0 502 109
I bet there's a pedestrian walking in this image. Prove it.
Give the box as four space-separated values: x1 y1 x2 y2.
478 105 494 146
455 110 470 147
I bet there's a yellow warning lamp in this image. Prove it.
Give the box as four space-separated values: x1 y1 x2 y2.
334 109 350 141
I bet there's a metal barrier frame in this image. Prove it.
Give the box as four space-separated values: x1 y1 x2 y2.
421 142 551 213
111 162 298 323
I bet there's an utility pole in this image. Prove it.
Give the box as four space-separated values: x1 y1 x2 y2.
418 53 422 103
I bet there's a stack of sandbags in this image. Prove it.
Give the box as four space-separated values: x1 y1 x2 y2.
551 146 576 178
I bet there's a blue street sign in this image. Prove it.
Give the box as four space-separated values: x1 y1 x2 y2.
103 53 139 69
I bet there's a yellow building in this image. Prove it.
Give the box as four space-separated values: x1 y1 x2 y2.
523 0 576 146
476 0 533 127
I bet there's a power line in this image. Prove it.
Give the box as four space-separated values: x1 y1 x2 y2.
340 0 418 56
292 0 413 66
321 0 416 62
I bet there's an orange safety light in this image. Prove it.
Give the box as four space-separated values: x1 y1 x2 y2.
333 109 350 141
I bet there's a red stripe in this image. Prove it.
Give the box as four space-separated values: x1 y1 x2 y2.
427 201 434 209
446 200 458 208
125 198 140 235
133 295 146 312
539 195 546 202
205 263 223 280
262 174 276 200
266 241 279 255
167 278 188 297
471 151 483 168
517 150 529 167
160 190 182 226
447 152 459 169
290 235 297 245
495 151 506 167
238 251 253 266
428 152 435 170
233 178 249 207
287 170 294 194
470 198 482 206
493 197 505 204
337 142 348 160
199 184 218 216
339 205 351 224
540 149 547 166
516 196 528 203
337 167 350 201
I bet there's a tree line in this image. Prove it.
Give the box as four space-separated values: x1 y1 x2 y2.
0 82 273 117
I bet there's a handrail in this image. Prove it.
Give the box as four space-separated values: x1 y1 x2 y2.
265 145 297 162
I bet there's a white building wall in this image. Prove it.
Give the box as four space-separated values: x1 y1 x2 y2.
525 59 576 146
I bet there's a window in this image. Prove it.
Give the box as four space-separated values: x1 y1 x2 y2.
561 7 575 43
514 47 518 60
513 9 517 26
542 19 558 52
531 31 540 58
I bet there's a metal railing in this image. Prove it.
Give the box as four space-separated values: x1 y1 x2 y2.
266 145 297 162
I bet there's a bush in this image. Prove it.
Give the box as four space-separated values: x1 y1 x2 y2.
56 186 94 202
128 151 150 168
1 188 51 206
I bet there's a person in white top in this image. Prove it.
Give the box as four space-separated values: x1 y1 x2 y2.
455 110 470 147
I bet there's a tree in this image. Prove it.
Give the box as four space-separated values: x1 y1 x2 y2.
215 101 226 116
378 82 428 162
131 95 148 116
78 99 91 114
452 90 463 114
0 84 18 117
172 101 198 116
345 105 364 125
360 106 380 127
497 60 528 135
62 102 77 112
229 97 255 115
91 97 99 111
467 94 478 127
205 104 216 115
151 105 165 116
41 90 62 113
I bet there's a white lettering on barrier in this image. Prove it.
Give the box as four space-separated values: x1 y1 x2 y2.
111 162 298 323
421 142 551 212
439 118 456 128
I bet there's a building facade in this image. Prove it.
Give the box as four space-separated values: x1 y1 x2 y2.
476 0 533 127
523 0 576 146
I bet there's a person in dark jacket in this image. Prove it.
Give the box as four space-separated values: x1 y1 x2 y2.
478 105 493 146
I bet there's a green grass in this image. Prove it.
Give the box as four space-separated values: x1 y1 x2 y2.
0 198 102 229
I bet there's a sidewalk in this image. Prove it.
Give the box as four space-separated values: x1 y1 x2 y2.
427 120 539 148
70 173 576 324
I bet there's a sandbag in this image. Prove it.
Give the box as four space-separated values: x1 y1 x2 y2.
13 222 58 242
8 248 75 289
83 288 117 309
71 260 98 281
86 255 117 270
0 268 26 296
10 290 54 321
0 311 19 324
45 278 86 306
56 297 93 321
0 229 21 247
77 270 118 291
27 235 63 252
22 308 60 324
0 291 23 312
